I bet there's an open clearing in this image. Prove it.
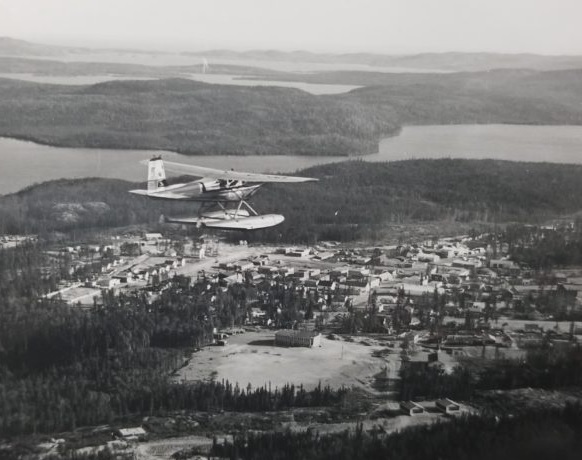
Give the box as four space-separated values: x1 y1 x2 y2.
175 331 391 391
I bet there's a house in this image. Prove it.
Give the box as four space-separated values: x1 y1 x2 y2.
112 274 131 284
288 248 310 258
400 401 425 416
452 259 482 269
134 269 150 281
417 253 440 263
435 398 461 414
373 270 394 282
304 279 320 289
258 265 278 275
235 262 255 272
116 427 146 441
330 267 350 278
290 270 309 281
317 280 338 292
96 278 121 289
436 247 456 258
399 283 445 297
225 272 244 284
313 251 334 260
348 268 370 278
401 352 440 372
345 277 380 293
279 267 295 276
489 259 517 270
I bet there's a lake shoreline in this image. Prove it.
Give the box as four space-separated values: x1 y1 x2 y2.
5 120 582 159
0 131 397 157
2 124 582 195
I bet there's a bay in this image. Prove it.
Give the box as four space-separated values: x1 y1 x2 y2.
2 124 582 195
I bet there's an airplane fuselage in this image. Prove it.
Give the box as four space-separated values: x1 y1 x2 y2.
130 179 263 202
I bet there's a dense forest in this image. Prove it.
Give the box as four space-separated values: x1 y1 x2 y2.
3 159 582 242
399 348 582 401
0 77 398 156
211 404 582 460
3 65 582 157
0 244 347 436
500 223 582 270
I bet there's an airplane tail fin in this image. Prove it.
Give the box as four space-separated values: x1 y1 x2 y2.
147 156 168 192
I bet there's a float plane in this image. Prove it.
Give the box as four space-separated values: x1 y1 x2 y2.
129 157 317 230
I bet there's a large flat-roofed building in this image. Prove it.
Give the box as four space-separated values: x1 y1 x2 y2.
275 330 322 348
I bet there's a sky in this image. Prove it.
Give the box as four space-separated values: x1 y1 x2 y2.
0 0 581 55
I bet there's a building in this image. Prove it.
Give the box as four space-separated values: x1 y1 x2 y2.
96 278 121 289
116 427 147 441
274 330 322 348
435 398 461 414
400 401 425 416
489 259 517 270
401 351 440 372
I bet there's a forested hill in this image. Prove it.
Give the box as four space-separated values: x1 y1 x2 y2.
335 68 582 125
0 77 398 156
254 159 582 241
3 68 582 158
2 159 582 242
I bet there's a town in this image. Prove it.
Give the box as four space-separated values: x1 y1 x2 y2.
2 218 581 457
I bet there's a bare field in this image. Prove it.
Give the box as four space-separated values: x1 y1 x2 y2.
175 331 390 391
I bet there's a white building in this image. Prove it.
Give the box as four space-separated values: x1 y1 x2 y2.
274 330 322 348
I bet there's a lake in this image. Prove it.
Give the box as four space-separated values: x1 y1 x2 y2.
0 138 344 195
1 124 582 195
371 124 582 163
0 72 360 95
21 51 451 73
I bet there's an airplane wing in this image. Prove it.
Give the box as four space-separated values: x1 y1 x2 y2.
158 160 318 183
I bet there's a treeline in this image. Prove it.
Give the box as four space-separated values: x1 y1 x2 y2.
0 77 398 156
0 370 347 436
4 159 582 242
399 347 582 401
212 403 582 460
501 222 582 270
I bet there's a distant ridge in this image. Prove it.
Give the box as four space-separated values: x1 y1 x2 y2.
183 49 582 72
3 37 582 72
